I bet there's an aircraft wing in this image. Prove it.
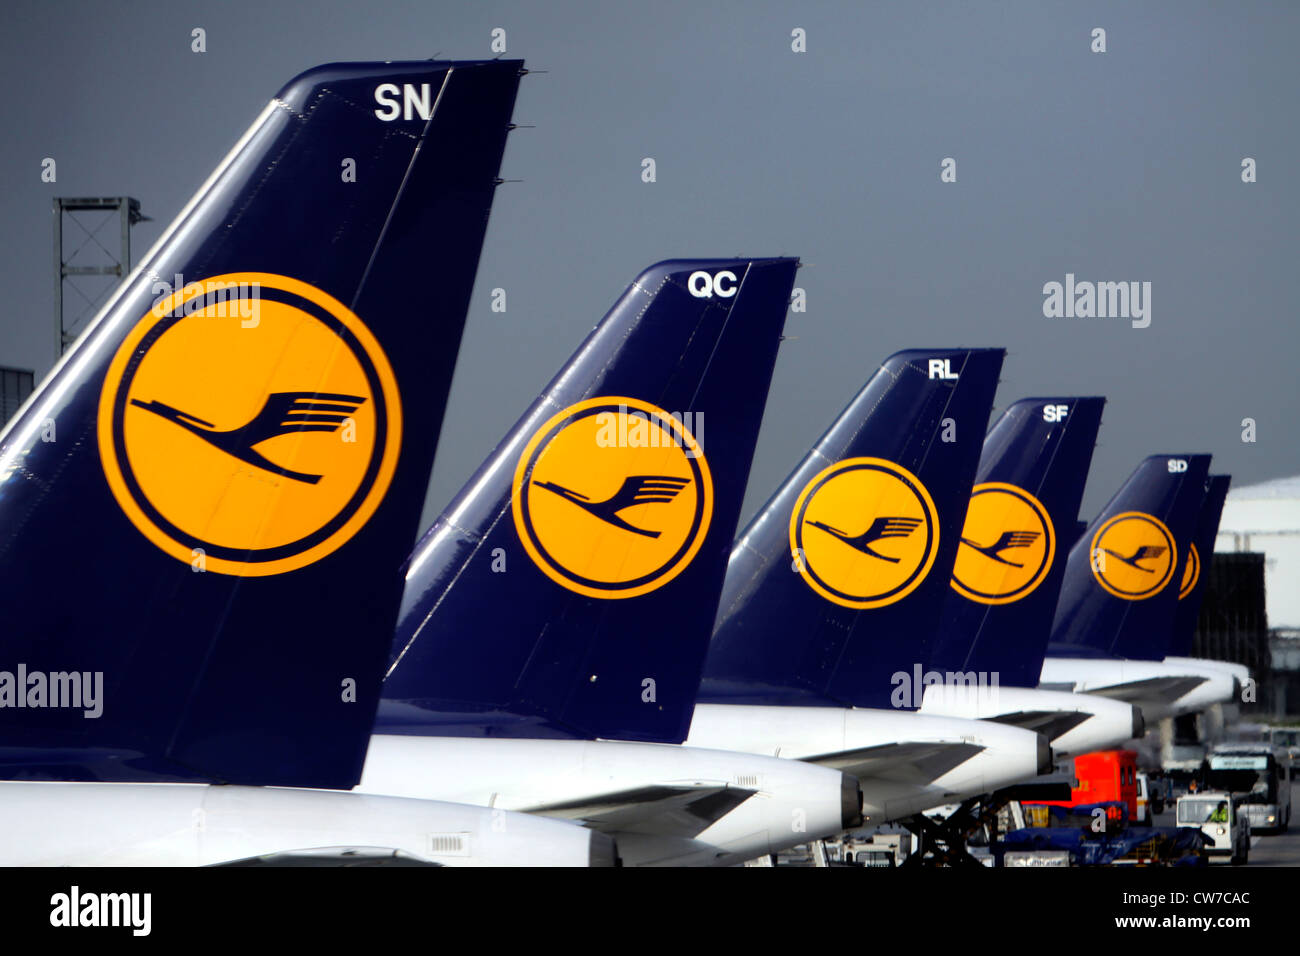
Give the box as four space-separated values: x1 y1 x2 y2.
1081 675 1209 705
220 848 441 867
525 784 756 838
801 741 984 786
988 710 1092 742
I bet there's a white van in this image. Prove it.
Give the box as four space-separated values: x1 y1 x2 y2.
1135 772 1152 824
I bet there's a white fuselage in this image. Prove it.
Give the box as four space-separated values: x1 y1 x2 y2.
919 684 1142 756
358 736 854 867
0 781 610 866
1039 657 1237 721
682 704 1047 824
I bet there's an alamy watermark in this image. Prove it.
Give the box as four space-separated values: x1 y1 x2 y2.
50 886 150 936
151 273 261 327
0 665 103 718
594 406 704 459
1042 273 1151 329
891 664 1000 709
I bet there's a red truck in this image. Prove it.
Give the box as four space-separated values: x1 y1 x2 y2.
1030 750 1139 825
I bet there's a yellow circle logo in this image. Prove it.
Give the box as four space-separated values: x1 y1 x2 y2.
511 397 713 599
98 273 402 576
950 482 1056 605
1179 542 1201 600
789 457 939 610
1089 511 1176 600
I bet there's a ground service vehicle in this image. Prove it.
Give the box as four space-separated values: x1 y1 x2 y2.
1176 792 1249 865
1204 745 1292 833
1030 750 1139 824
1270 727 1300 766
1136 772 1152 824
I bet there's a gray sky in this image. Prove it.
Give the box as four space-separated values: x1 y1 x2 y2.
2 0 1297 536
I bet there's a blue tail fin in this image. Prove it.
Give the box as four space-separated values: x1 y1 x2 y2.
1169 474 1231 657
381 259 798 743
1048 454 1212 662
932 397 1105 687
0 60 522 788
701 348 1005 709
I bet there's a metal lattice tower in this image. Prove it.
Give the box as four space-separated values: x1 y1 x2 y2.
53 197 149 358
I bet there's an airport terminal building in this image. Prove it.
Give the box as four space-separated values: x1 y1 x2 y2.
1215 475 1300 716
1217 475 1300 631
